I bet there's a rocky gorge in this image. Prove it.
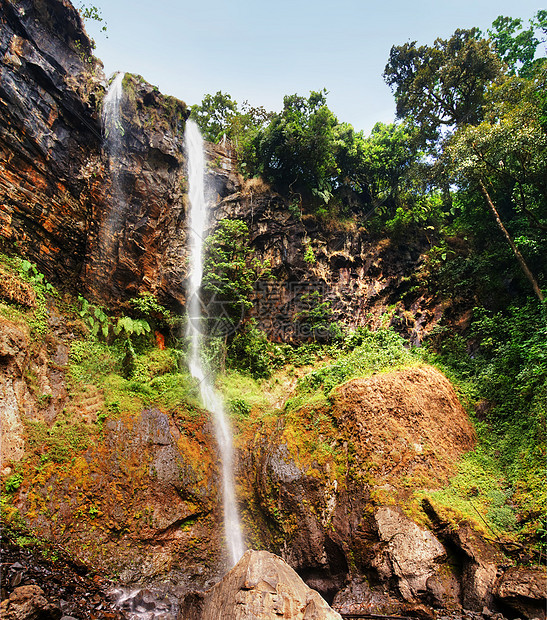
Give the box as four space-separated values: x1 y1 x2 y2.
0 0 545 619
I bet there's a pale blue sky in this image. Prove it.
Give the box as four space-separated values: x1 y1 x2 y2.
83 1 545 134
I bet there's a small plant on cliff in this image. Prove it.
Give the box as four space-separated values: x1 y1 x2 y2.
294 291 342 343
129 292 175 327
4 473 23 493
0 257 59 337
303 242 316 264
78 297 109 339
77 3 107 34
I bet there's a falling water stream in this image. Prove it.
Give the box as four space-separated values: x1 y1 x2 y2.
99 71 126 278
106 110 244 620
184 120 246 567
102 72 124 157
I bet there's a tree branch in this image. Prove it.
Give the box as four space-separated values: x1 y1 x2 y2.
479 180 544 302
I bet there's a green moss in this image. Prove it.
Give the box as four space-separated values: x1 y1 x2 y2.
424 451 518 538
25 413 91 464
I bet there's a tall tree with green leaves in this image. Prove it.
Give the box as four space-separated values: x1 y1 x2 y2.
190 91 238 143
249 89 339 202
384 28 502 142
446 68 547 301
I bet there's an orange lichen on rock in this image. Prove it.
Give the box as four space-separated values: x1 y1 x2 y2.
331 365 476 488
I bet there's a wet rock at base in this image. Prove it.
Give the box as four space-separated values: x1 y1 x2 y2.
494 566 547 620
374 506 460 609
179 549 342 619
0 585 62 620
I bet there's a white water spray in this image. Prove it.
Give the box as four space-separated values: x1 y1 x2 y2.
102 72 124 154
99 72 126 274
184 120 245 567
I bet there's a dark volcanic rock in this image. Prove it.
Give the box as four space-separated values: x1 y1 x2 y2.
0 528 126 619
83 73 190 307
0 0 104 287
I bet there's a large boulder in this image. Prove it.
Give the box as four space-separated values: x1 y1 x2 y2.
0 585 61 620
179 550 342 620
244 365 475 606
494 566 547 620
374 506 460 608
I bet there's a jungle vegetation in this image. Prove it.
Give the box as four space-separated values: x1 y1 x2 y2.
190 11 547 555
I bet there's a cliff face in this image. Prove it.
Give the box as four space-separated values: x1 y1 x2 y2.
82 73 191 305
0 0 103 285
1 0 451 344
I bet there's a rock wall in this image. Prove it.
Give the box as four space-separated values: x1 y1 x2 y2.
0 0 103 286
82 73 190 305
1 0 456 345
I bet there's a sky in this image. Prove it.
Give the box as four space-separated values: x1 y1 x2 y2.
82 1 545 135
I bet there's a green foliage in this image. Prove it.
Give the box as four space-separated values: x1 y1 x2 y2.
218 370 271 413
190 91 238 142
247 90 339 202
446 70 547 254
114 316 151 337
202 219 271 337
78 3 107 33
129 292 176 330
4 473 23 493
293 327 415 400
69 338 120 384
303 243 316 264
226 320 272 379
384 28 502 141
18 260 56 296
423 298 546 550
294 291 342 343
88 505 100 518
360 121 424 213
228 398 251 419
78 297 109 339
487 11 547 77
0 257 58 338
26 415 90 463
428 451 517 536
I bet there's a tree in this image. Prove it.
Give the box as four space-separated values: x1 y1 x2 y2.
384 29 502 141
360 122 423 212
249 89 339 202
487 11 547 78
446 68 547 301
190 91 238 143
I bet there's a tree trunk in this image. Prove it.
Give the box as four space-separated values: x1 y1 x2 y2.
479 180 544 302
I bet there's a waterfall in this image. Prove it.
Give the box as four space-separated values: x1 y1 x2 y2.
102 71 124 155
184 120 245 567
99 71 126 276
